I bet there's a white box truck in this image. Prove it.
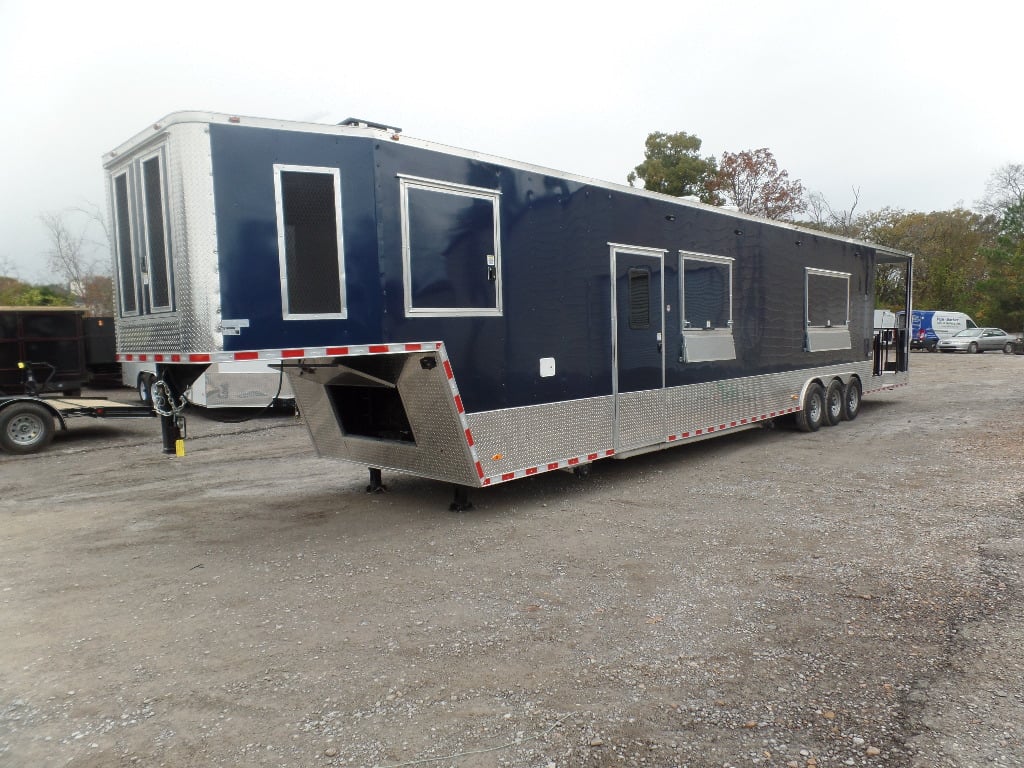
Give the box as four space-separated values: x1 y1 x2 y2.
909 310 977 351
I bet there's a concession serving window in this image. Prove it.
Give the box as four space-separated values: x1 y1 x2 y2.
680 251 736 363
805 267 852 351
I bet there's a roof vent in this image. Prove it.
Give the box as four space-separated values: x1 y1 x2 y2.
338 117 402 134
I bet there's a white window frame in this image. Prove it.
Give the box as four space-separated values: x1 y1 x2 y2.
138 149 174 313
400 174 502 317
273 164 347 320
679 251 736 363
805 267 852 351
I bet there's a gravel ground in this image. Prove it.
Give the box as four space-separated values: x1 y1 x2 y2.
1 351 1023 768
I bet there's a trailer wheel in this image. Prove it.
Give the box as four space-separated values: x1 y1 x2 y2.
0 402 56 454
842 378 862 421
137 374 155 404
823 380 844 426
795 383 825 433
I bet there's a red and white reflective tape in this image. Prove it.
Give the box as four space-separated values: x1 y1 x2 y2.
116 341 443 364
664 406 798 442
481 449 617 486
480 406 806 486
863 381 909 395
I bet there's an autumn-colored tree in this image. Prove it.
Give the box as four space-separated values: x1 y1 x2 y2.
627 131 721 203
710 148 806 220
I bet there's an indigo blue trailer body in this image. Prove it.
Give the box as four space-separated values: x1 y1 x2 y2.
104 112 912 490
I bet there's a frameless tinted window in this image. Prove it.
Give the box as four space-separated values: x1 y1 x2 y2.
628 268 650 329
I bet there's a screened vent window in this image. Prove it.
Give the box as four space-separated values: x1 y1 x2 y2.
680 252 735 363
628 268 651 329
141 155 171 310
274 165 346 319
401 176 501 316
805 268 852 351
112 172 138 315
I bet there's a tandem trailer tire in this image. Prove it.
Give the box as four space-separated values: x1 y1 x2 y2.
823 379 844 426
0 401 56 454
137 374 156 404
795 383 826 433
842 378 862 421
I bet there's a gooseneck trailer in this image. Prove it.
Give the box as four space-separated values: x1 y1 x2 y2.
104 112 911 505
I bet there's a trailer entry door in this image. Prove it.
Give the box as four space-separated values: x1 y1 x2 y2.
612 246 666 451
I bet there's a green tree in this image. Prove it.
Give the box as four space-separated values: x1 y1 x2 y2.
863 208 994 315
710 148 806 220
0 276 73 306
627 131 721 203
976 201 1024 331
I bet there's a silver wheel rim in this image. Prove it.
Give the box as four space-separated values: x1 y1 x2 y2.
809 396 822 423
6 413 44 446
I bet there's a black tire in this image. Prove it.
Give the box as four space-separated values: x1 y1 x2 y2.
928 342 938 352
1005 342 1015 354
795 383 826 433
823 379 844 426
842 378 862 421
137 374 155 404
0 402 56 454
968 342 979 353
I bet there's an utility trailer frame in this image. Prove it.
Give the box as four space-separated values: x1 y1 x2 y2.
103 112 912 505
0 395 155 454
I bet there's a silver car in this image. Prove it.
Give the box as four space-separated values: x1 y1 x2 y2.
936 327 1015 353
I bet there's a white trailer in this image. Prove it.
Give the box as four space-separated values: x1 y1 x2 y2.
121 360 294 409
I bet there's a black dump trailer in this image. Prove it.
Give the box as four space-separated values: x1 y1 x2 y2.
0 306 87 397
83 316 122 386
103 112 912 504
0 309 153 455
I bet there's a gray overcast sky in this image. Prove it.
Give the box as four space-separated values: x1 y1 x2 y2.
1 0 1020 283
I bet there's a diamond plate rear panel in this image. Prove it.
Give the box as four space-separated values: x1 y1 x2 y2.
112 123 221 355
466 396 615 477
286 353 480 486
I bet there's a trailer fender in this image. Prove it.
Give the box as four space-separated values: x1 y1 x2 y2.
0 399 64 454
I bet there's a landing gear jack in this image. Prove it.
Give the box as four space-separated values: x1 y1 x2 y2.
450 485 473 512
366 467 387 493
